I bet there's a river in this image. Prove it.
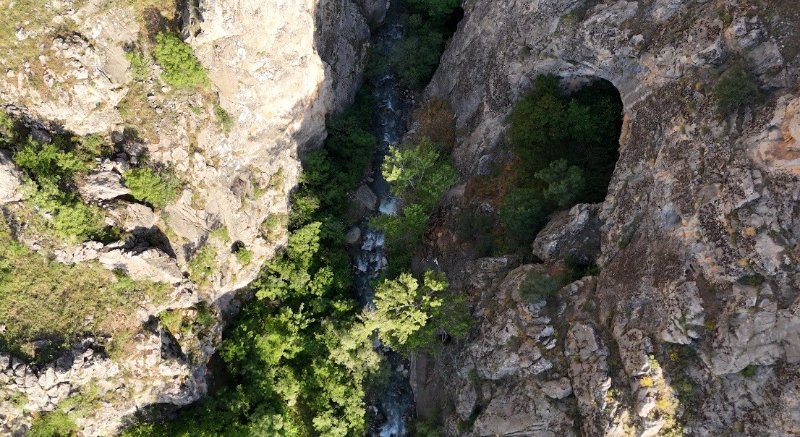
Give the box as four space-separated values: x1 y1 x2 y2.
350 3 416 436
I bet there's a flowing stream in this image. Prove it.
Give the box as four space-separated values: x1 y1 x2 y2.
351 4 415 436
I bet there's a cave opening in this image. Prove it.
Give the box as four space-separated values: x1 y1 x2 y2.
495 75 624 251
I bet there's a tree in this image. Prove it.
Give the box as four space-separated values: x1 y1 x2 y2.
536 159 585 208
367 271 447 350
382 138 456 210
499 188 547 244
506 87 568 170
369 203 429 272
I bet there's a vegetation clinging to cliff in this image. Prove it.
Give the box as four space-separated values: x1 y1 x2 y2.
393 0 463 90
153 32 210 89
124 92 382 437
499 75 623 250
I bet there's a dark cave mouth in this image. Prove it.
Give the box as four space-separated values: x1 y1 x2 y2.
492 74 624 252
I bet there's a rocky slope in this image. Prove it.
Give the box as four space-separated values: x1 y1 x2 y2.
0 0 384 434
414 0 800 435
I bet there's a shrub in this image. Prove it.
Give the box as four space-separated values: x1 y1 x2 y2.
261 214 287 240
414 97 457 150
741 365 757 377
499 188 547 244
29 411 76 437
393 22 447 90
153 32 210 88
194 302 215 327
123 166 180 209
13 138 86 186
382 137 457 211
214 104 234 134
715 61 762 115
125 49 149 81
209 226 230 242
519 269 560 303
234 245 254 265
50 201 105 242
189 244 217 285
158 309 184 334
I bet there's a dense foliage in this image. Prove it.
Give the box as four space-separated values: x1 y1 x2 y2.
125 10 467 434
153 32 210 89
370 137 456 274
394 0 462 89
123 165 180 209
0 114 114 242
500 75 622 249
124 91 382 437
366 271 470 354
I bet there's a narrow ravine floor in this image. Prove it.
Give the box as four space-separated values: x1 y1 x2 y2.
351 4 416 436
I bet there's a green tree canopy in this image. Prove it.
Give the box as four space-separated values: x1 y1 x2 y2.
367 271 446 350
382 137 457 210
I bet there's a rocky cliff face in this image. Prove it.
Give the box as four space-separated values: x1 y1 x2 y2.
416 0 800 435
0 0 385 434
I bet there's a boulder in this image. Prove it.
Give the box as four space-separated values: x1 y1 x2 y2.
98 246 183 284
541 377 573 400
79 170 130 202
354 184 378 211
532 203 602 265
345 226 361 245
0 149 22 204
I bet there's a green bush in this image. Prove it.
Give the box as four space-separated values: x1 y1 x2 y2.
13 138 86 186
393 22 447 90
261 214 287 240
392 0 461 90
11 136 110 241
29 411 76 437
382 138 457 211
499 188 546 244
234 245 254 264
367 270 470 353
153 32 210 88
715 61 762 115
519 269 560 303
741 365 757 378
189 244 217 286
123 166 180 209
125 49 149 81
50 201 105 242
214 104 234 134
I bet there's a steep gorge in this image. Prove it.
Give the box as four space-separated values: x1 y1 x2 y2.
2 0 800 436
412 0 800 435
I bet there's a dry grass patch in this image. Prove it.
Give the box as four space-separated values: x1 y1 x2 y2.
0 218 171 362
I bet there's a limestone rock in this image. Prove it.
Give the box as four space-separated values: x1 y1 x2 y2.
0 149 22 204
345 226 362 245
540 377 572 400
79 170 130 202
354 184 379 211
98 246 183 284
532 203 602 264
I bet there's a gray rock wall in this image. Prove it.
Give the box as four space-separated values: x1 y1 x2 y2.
417 0 800 435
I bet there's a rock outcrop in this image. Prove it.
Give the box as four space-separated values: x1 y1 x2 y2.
415 0 800 435
0 0 377 434
0 149 22 204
